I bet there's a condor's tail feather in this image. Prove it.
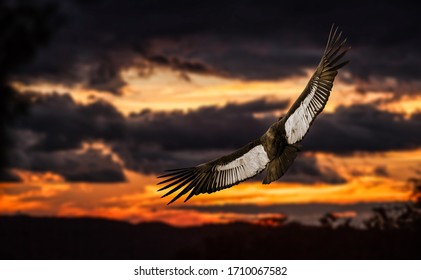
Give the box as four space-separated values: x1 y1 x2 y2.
262 145 300 184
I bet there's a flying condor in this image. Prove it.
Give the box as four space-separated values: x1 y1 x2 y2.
157 25 350 204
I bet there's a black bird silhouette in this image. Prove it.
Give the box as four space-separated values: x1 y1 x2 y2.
158 25 350 204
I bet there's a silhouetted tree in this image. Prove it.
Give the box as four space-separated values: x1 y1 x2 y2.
364 178 421 231
410 178 421 208
320 213 336 228
320 213 353 229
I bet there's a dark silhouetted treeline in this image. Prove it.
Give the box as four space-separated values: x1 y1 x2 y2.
0 214 419 260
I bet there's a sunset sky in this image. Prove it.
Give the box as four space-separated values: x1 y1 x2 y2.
1 0 420 226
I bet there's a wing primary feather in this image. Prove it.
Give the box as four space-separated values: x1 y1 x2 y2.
157 170 194 190
324 24 337 54
161 176 196 199
329 47 350 66
329 26 339 48
208 168 218 193
330 31 343 49
328 60 350 72
327 38 346 60
161 177 193 198
168 187 191 204
167 173 206 204
163 167 189 172
328 45 349 65
157 169 194 185
158 173 195 194
193 172 209 195
327 29 341 52
201 172 213 193
184 188 197 202
181 176 204 199
201 170 213 194
185 174 209 202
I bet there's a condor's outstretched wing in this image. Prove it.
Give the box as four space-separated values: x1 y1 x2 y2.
283 25 350 144
157 139 270 204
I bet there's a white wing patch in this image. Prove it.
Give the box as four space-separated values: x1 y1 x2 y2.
285 77 329 144
215 144 269 185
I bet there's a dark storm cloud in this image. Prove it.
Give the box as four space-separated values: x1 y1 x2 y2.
4 93 288 180
97 102 421 175
5 94 127 182
5 92 421 182
1 0 61 178
282 156 346 184
8 143 126 182
145 55 224 81
15 93 126 151
0 1 60 79
108 97 289 173
126 98 288 151
129 103 420 173
123 101 421 157
33 149 126 182
10 0 421 96
302 105 421 153
17 93 287 152
0 170 21 182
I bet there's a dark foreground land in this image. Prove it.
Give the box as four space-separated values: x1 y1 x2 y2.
0 215 419 259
